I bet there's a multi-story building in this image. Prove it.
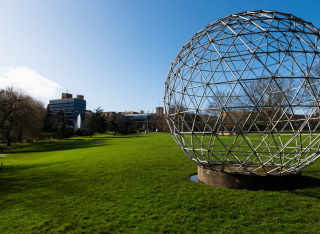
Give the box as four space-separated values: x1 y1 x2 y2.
123 113 152 123
156 107 164 116
123 113 152 131
100 107 165 131
85 110 92 116
102 112 117 118
49 93 86 128
118 111 139 115
85 110 93 120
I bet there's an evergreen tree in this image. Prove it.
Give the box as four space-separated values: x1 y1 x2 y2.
43 104 53 132
134 122 139 132
95 107 108 134
84 114 97 137
107 115 117 136
84 107 108 137
52 110 74 139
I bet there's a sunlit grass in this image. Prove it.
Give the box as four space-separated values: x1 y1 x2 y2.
0 133 320 233
178 133 320 166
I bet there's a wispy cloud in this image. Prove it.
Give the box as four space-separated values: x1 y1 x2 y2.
0 66 61 104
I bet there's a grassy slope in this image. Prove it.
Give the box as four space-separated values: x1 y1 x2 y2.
0 133 320 233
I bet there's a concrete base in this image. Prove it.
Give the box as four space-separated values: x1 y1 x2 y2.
198 166 302 191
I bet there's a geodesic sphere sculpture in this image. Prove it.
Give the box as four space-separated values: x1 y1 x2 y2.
164 10 320 175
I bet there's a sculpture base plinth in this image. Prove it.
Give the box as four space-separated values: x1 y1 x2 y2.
198 166 302 191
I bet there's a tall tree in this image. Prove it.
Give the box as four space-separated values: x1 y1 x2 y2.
84 114 96 137
84 107 108 137
310 65 320 97
115 115 133 135
149 114 168 133
240 76 298 131
43 104 53 132
0 87 43 146
15 97 45 142
52 110 74 139
206 91 237 132
95 107 108 134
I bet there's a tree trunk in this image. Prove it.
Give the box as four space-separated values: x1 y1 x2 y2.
18 127 23 143
3 128 12 146
6 134 11 146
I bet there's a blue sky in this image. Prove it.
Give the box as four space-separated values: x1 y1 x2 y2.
0 0 319 112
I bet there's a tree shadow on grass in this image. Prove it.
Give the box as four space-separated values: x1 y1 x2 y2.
0 161 66 176
2 138 112 154
0 162 86 211
113 136 144 139
86 135 144 139
0 159 125 213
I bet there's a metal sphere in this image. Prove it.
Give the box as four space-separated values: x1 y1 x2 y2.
164 10 320 175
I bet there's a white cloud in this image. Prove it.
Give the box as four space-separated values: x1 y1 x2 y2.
0 66 61 104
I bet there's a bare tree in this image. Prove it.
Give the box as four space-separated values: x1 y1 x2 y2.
206 91 242 132
14 97 45 142
204 75 300 133
115 115 137 135
0 87 44 146
310 65 320 96
241 76 298 131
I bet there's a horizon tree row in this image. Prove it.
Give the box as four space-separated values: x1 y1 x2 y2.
0 87 169 146
0 87 45 146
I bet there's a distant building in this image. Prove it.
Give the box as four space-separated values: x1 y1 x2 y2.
124 113 152 131
156 107 164 116
102 112 117 118
100 107 164 131
118 111 139 115
85 110 93 119
49 93 86 128
123 113 151 122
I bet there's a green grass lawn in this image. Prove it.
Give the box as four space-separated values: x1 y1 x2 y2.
180 133 320 166
1 133 320 233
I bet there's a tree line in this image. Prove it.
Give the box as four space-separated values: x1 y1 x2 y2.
41 107 169 138
0 87 45 146
42 107 141 139
167 68 320 134
1 86 169 146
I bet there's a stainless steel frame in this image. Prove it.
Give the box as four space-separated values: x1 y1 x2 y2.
164 10 320 175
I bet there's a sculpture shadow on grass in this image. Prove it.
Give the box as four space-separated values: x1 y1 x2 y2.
286 175 320 200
